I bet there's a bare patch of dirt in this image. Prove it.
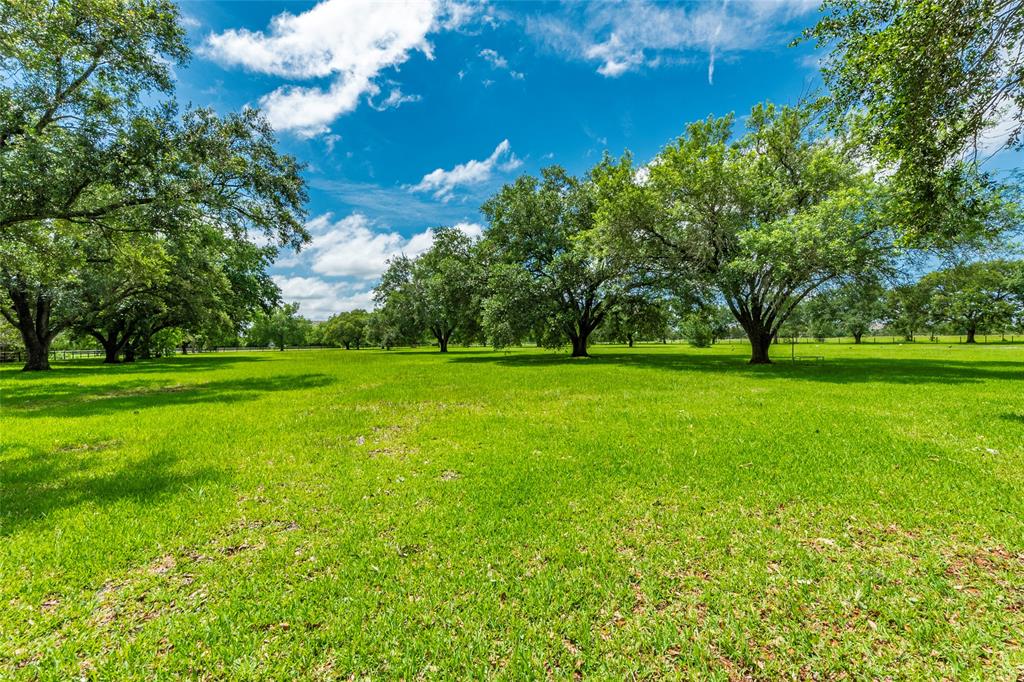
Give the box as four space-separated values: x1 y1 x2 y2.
147 555 176 575
95 384 189 400
57 439 122 453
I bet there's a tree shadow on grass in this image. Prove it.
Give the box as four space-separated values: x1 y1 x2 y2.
0 443 225 537
447 350 1023 385
13 354 268 377
2 373 335 418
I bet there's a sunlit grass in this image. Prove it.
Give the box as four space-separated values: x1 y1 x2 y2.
2 342 1022 679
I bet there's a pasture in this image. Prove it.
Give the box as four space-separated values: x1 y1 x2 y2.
2 343 1022 679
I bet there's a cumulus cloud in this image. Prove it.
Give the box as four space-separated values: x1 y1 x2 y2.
411 139 522 202
202 0 472 136
451 221 485 240
271 215 485 318
301 213 483 278
528 0 819 82
306 213 412 278
273 275 374 319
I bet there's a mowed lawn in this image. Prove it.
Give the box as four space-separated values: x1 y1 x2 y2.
2 343 1023 680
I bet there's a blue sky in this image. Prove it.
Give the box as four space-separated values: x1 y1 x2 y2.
174 0 1021 319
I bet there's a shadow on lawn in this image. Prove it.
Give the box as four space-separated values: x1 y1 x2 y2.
447 350 1023 385
2 373 335 417
35 353 267 376
0 443 224 537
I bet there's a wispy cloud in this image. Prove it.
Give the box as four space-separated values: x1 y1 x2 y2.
308 178 482 228
479 48 509 70
478 48 526 80
370 86 423 111
527 0 818 81
410 139 522 202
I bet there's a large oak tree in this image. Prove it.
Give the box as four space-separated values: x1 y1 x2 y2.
595 104 893 363
0 0 308 370
481 166 628 357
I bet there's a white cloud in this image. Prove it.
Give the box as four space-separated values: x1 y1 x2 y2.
256 76 376 137
479 48 508 70
273 275 374 318
411 139 522 201
370 87 423 111
479 47 526 80
452 221 485 240
323 133 341 153
202 0 465 136
976 91 1022 158
272 214 486 318
302 213 484 279
528 0 819 81
799 53 823 71
442 1 498 31
307 213 411 278
308 178 482 227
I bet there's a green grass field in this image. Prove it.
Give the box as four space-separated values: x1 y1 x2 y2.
2 342 1023 679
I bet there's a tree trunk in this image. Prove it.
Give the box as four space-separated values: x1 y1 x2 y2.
4 286 56 371
181 342 189 355
569 333 589 358
123 344 136 363
438 334 449 353
745 326 773 364
103 342 120 364
966 327 976 343
97 329 127 364
853 332 863 344
627 334 634 348
23 339 51 370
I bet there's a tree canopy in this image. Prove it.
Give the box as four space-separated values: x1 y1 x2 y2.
595 104 895 363
804 0 1024 246
374 227 483 353
481 166 630 357
0 0 308 370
